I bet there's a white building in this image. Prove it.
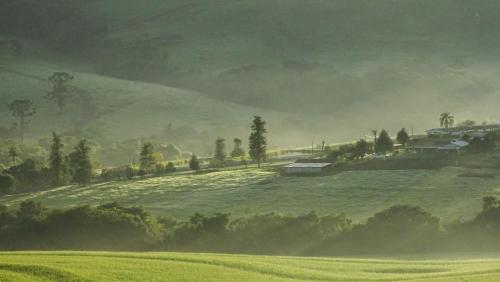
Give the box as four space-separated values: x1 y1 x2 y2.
426 124 500 138
283 163 333 175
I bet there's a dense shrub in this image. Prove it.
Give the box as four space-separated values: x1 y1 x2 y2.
228 212 352 255
6 159 51 192
0 174 15 195
1 198 500 255
165 162 176 174
0 201 163 250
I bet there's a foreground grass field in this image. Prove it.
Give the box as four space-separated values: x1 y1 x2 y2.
2 166 500 222
1 252 500 281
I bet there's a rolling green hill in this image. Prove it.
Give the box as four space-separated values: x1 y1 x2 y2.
0 57 331 148
1 251 500 281
2 167 499 222
4 0 500 147
85 0 500 133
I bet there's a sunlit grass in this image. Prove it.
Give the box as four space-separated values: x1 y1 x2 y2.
1 252 500 281
2 167 500 222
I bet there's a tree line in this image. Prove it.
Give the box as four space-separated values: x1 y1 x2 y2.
0 116 268 195
325 128 410 161
1 197 500 255
134 116 267 175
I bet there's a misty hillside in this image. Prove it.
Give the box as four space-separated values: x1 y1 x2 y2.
0 60 326 149
2 0 500 145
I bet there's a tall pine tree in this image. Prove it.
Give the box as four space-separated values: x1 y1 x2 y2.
375 129 393 154
397 128 410 147
49 132 67 186
214 138 226 163
249 116 267 168
70 139 92 186
140 143 156 171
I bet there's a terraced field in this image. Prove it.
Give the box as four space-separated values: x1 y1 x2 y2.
1 252 500 281
2 167 500 222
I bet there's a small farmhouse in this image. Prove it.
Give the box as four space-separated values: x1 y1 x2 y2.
283 163 332 175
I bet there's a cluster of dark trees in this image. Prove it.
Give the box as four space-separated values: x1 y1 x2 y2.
326 128 409 161
0 201 162 251
326 126 497 162
1 197 500 255
210 116 267 168
466 133 496 153
0 133 93 194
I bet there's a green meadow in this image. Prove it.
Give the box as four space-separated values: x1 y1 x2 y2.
1 252 500 281
2 167 500 222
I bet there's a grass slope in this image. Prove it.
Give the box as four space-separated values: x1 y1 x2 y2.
0 58 312 144
5 1 500 143
1 252 500 281
86 0 500 135
2 167 500 222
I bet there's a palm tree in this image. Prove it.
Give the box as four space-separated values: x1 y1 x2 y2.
439 112 455 129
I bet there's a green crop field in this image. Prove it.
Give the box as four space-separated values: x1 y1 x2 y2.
1 252 500 281
2 167 500 222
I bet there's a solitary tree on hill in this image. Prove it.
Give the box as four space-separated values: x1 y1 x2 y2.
8 99 36 144
46 72 74 112
440 112 455 129
230 137 245 158
249 116 267 168
139 143 156 171
214 138 226 163
49 132 67 186
375 129 393 154
397 128 410 147
69 139 92 186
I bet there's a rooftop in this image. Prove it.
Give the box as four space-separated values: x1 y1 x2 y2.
285 163 332 168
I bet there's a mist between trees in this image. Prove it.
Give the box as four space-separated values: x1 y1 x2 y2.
0 197 499 255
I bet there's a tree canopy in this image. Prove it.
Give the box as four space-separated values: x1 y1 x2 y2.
375 129 393 154
249 116 267 168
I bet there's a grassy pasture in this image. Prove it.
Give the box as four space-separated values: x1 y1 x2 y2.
2 167 500 222
0 252 500 281
0 60 291 141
